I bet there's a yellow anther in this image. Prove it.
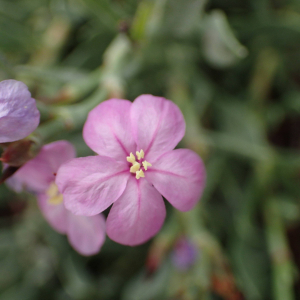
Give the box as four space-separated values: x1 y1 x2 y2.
130 162 141 173
46 182 59 198
48 194 64 205
142 161 152 171
46 182 63 205
126 152 136 164
136 169 145 179
136 149 144 160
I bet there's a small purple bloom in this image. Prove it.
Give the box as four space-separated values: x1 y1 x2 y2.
7 141 105 256
56 95 206 246
0 80 40 143
171 238 198 271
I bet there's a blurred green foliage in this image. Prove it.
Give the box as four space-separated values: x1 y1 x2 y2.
1 0 300 299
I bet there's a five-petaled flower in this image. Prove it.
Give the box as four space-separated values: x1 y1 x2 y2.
7 141 105 256
0 80 40 143
56 95 206 246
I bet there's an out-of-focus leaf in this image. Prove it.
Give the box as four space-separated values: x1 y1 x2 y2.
163 0 207 37
202 10 248 68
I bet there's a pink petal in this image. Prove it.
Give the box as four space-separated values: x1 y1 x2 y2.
83 99 136 161
146 149 206 211
0 80 40 143
130 95 185 162
9 140 75 193
41 140 76 173
5 174 24 193
37 194 68 234
67 213 106 256
56 156 129 216
106 176 166 246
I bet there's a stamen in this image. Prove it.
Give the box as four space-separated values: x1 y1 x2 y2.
46 182 63 205
130 162 141 173
142 161 152 171
46 182 59 198
136 149 144 160
127 150 151 179
48 194 64 205
126 152 136 164
136 169 145 179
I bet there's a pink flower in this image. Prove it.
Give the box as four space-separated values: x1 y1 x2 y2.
56 95 206 246
0 80 40 143
7 141 105 256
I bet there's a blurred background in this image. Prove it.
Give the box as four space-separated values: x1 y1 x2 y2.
1 0 300 299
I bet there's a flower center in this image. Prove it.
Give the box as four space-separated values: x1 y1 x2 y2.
126 149 152 179
46 182 63 205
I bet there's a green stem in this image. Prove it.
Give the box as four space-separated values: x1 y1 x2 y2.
264 198 295 300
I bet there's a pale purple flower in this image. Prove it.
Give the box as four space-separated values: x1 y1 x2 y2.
171 238 198 271
7 141 105 256
0 80 40 143
56 95 206 246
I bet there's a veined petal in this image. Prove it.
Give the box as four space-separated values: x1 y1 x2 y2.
9 140 75 193
146 149 206 211
130 95 185 162
67 213 106 256
56 156 129 216
37 194 68 234
106 176 166 246
83 99 136 161
0 80 40 143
